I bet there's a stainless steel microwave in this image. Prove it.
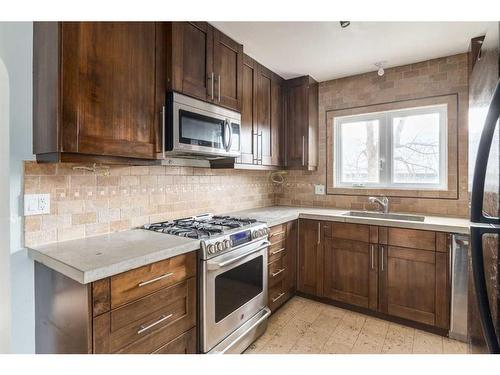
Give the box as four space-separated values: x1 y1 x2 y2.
163 92 241 158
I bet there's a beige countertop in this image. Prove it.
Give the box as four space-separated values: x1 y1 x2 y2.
27 230 200 284
27 205 470 285
228 206 471 234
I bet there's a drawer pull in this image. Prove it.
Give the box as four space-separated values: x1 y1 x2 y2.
271 268 285 277
271 248 285 256
272 292 285 303
138 272 174 287
137 313 173 335
270 231 286 238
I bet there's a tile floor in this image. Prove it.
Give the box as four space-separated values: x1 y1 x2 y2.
245 296 469 354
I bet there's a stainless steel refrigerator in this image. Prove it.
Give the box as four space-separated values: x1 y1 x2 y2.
468 21 500 354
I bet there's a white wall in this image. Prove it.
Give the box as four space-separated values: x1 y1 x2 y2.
0 55 11 354
0 21 35 354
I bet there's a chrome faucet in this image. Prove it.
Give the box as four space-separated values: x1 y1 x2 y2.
368 195 389 213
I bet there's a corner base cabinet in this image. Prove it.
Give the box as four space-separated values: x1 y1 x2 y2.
35 251 197 354
297 219 452 332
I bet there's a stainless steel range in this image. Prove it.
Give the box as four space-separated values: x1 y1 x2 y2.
144 214 271 354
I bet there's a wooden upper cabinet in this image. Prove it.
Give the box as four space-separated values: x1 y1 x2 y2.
169 22 243 112
238 55 258 165
169 22 213 102
284 75 318 170
33 22 164 162
258 65 284 166
236 53 285 168
213 28 243 111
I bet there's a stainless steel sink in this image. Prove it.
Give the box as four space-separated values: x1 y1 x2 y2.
342 211 425 222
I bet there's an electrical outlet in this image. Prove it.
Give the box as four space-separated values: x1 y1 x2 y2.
314 184 325 195
24 194 50 216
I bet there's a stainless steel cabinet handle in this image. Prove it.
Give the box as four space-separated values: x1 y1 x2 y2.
381 246 385 272
317 222 321 244
370 244 374 270
271 247 285 256
138 272 174 287
137 313 173 335
211 72 214 100
272 292 285 303
271 268 285 277
259 131 263 164
302 136 306 166
218 74 221 102
253 131 259 163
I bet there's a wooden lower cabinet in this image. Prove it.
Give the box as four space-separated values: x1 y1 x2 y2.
267 220 297 312
35 251 197 354
297 220 452 331
378 228 450 329
297 219 323 296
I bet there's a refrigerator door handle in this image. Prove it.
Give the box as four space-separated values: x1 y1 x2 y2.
471 79 500 224
470 225 500 353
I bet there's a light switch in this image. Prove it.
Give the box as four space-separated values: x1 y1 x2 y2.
314 184 325 195
24 194 50 216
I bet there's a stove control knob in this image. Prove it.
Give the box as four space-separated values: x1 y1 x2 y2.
223 239 231 249
216 242 223 251
258 229 265 237
207 244 215 254
252 230 258 239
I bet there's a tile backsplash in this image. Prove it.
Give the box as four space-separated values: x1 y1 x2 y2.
24 162 277 247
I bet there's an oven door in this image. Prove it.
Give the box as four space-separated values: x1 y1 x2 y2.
202 239 269 352
168 93 241 158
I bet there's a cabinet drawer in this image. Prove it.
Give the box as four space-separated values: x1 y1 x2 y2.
269 224 287 243
268 241 287 263
110 251 196 308
268 280 290 312
93 277 196 354
152 327 197 354
268 255 287 287
387 228 436 251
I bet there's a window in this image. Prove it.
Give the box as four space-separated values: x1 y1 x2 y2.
334 104 448 190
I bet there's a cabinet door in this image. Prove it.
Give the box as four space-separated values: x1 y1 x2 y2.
213 28 243 111
62 22 159 159
298 219 322 296
238 55 257 165
379 245 450 329
258 66 284 166
285 78 308 168
171 22 213 102
323 238 376 309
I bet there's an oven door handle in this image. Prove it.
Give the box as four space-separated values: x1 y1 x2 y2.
212 241 270 269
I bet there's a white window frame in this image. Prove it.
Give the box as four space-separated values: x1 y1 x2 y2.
333 104 448 190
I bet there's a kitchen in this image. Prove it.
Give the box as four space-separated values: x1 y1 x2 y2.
0 2 499 371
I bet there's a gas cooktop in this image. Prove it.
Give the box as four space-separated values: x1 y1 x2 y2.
143 214 269 259
143 214 260 239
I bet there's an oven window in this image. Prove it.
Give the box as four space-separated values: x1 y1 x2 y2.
214 255 263 323
179 110 225 148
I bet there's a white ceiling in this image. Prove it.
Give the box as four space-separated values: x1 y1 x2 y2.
211 22 491 82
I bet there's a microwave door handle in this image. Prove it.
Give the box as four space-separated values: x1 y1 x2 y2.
228 122 233 151
471 79 500 224
223 120 230 151
470 225 500 353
